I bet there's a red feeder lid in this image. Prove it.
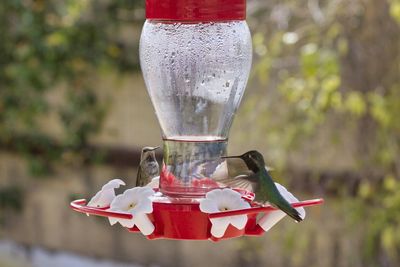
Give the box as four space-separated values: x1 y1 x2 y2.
145 0 246 22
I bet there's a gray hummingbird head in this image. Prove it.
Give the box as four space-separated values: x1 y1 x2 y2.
142 146 159 153
222 150 265 173
141 146 159 160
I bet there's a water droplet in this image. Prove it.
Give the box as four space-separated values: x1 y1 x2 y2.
184 73 190 83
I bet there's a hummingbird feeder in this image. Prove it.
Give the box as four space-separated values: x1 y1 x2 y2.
70 0 323 241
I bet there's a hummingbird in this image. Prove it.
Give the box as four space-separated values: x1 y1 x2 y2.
136 146 160 187
221 150 303 222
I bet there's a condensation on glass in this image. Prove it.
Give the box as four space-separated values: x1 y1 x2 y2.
140 21 252 197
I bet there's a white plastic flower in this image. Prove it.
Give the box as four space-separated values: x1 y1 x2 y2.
146 176 159 188
108 187 155 235
87 179 126 208
258 183 306 232
200 188 251 238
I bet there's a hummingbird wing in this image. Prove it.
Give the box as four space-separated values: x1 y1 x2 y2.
211 157 274 192
193 159 272 192
135 164 145 187
265 166 274 172
210 159 249 179
208 159 259 191
225 173 258 191
223 174 256 192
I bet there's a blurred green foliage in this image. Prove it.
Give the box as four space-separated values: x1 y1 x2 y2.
0 0 142 224
244 0 400 265
0 0 142 176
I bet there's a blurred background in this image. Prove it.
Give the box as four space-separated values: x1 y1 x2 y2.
0 0 399 266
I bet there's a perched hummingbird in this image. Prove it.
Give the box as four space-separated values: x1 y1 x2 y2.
221 150 303 222
136 146 160 187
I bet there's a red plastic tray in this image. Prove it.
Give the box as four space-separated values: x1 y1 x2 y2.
70 196 323 241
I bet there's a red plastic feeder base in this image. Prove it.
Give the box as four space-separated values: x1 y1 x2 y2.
70 193 323 241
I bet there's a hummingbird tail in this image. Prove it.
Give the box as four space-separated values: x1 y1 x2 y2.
277 203 303 222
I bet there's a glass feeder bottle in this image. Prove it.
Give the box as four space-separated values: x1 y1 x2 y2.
139 0 252 197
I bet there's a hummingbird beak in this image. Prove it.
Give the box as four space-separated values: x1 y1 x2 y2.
221 155 241 159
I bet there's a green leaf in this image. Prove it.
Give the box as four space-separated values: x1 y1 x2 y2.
344 92 367 116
